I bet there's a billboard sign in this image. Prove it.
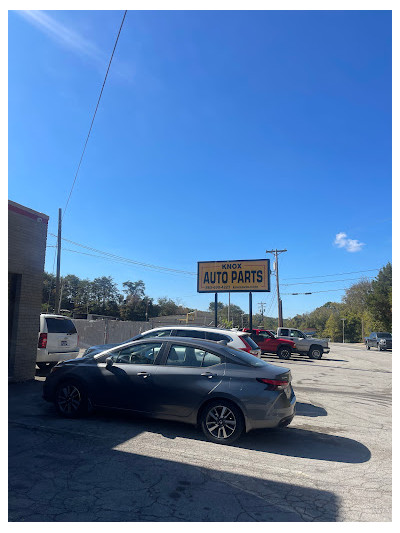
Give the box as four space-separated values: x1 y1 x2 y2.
197 259 270 293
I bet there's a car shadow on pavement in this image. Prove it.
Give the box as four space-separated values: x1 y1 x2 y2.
9 379 370 471
9 379 342 522
9 422 340 522
50 405 370 465
295 402 327 417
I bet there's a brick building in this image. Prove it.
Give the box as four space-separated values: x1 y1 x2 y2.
8 200 49 381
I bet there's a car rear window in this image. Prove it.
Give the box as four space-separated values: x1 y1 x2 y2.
377 333 391 339
225 346 268 367
46 317 77 334
176 329 206 339
240 334 259 350
206 331 232 342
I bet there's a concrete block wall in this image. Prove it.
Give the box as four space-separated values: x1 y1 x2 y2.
8 201 48 382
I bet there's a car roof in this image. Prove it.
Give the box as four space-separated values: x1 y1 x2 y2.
94 336 237 358
40 314 72 319
147 325 247 335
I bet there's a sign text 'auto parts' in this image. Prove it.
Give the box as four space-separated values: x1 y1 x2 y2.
197 259 270 293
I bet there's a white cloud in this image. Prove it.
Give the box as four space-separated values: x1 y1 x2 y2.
334 232 365 252
16 10 107 67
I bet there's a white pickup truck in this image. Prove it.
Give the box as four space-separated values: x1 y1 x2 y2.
276 327 330 359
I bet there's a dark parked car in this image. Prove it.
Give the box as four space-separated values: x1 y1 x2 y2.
44 337 296 444
365 332 392 351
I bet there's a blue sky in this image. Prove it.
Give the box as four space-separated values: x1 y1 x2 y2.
8 9 392 318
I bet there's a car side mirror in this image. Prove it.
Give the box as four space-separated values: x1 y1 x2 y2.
105 356 114 368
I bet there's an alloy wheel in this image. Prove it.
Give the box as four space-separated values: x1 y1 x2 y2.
57 384 82 415
205 405 237 440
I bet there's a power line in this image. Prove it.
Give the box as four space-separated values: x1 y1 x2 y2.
60 247 196 277
281 268 379 281
49 233 196 276
63 10 128 219
265 287 277 316
281 276 374 287
282 288 352 295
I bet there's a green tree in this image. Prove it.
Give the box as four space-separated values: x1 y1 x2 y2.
323 313 343 342
156 297 181 316
366 263 392 331
91 276 120 315
208 301 225 313
122 280 146 299
343 279 372 316
120 280 153 321
42 272 56 312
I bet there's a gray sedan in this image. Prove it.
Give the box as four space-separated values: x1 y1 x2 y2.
43 337 296 444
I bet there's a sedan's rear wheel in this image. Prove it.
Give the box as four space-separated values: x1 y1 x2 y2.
200 401 244 445
55 381 89 418
366 343 370 350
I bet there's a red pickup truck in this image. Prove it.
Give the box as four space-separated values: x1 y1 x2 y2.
242 328 296 359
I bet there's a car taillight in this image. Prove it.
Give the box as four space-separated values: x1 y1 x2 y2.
240 337 253 352
257 378 289 391
38 333 47 348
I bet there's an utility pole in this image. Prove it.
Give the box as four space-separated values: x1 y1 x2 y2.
341 318 346 343
55 208 62 314
265 249 287 328
258 301 266 318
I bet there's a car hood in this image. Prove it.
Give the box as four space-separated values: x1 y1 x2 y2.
276 337 296 344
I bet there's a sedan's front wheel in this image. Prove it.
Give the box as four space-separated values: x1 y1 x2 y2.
200 401 244 445
55 381 90 418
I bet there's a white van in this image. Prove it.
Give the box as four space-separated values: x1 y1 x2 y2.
37 314 79 369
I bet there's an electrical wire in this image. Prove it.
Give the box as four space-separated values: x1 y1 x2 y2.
49 234 196 275
62 10 127 219
265 287 277 316
281 276 374 287
60 247 196 278
282 287 352 295
281 268 379 280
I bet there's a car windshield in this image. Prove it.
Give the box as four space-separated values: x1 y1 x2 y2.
225 346 269 367
377 333 392 339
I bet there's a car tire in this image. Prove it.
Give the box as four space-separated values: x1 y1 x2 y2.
36 362 48 370
378 345 382 351
55 380 90 418
200 400 244 445
308 346 323 359
366 343 370 350
277 346 291 360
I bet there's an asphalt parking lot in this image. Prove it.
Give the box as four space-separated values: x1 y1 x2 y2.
9 342 392 522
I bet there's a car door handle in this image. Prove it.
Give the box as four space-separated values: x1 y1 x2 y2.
201 372 214 379
137 372 150 378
